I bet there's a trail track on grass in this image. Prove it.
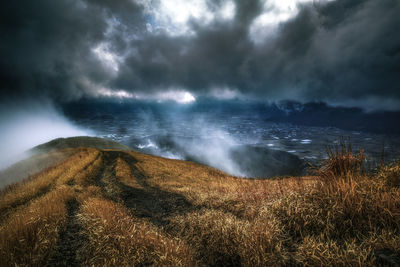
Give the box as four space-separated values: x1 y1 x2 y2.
1 136 399 266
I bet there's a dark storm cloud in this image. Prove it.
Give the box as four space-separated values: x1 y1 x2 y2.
1 0 399 110
113 0 400 110
273 0 400 105
0 0 145 101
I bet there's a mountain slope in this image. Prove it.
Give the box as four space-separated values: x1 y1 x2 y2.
0 137 399 266
0 136 131 189
31 136 132 153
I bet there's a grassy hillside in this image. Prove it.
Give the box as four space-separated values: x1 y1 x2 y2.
0 138 399 266
0 148 76 188
0 137 131 189
31 136 132 153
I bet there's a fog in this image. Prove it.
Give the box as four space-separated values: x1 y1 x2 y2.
134 112 246 176
74 103 304 177
1 98 398 178
0 99 304 178
0 101 91 170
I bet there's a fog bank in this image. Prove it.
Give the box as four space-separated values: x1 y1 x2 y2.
0 101 91 170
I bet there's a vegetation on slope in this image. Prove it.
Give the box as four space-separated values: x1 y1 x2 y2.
31 136 131 153
0 148 76 188
0 137 399 266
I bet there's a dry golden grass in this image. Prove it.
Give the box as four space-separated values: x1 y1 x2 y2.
124 148 400 265
55 148 100 186
78 197 196 266
0 148 76 188
378 161 400 187
72 151 103 186
295 236 372 266
314 139 366 180
0 185 75 266
0 149 95 220
128 150 316 219
115 156 143 189
0 143 399 266
168 209 286 266
264 150 400 265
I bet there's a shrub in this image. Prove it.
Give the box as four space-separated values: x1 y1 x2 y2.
314 139 366 182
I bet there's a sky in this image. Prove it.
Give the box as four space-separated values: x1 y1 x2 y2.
0 0 400 110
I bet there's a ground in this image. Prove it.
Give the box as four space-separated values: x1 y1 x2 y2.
0 137 399 266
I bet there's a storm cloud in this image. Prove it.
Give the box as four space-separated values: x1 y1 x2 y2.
1 0 399 110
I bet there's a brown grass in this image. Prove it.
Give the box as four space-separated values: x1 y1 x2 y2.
73 151 103 186
314 139 366 180
78 197 196 266
0 148 76 188
115 156 143 189
0 148 97 220
0 186 75 266
378 161 400 187
55 148 100 186
168 209 286 266
0 145 399 266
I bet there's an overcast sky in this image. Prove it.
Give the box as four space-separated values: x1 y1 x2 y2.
1 0 399 110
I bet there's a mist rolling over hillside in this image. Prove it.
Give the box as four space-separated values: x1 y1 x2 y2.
0 101 91 170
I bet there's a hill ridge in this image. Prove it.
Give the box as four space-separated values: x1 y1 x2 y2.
0 140 399 266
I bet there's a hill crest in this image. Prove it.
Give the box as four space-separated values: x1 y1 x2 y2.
31 136 132 153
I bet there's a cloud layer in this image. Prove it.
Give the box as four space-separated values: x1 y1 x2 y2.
1 0 399 110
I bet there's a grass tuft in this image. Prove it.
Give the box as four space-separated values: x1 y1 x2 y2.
378 161 400 188
315 139 366 181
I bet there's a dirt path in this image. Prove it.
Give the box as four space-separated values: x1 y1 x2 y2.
47 152 103 266
44 150 201 265
97 151 198 226
46 199 86 267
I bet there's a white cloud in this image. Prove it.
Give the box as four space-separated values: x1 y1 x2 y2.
219 1 236 21
142 0 236 36
210 87 241 100
79 77 134 99
134 90 196 104
79 76 195 104
147 0 212 35
249 0 334 44
98 88 134 99
92 43 121 73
